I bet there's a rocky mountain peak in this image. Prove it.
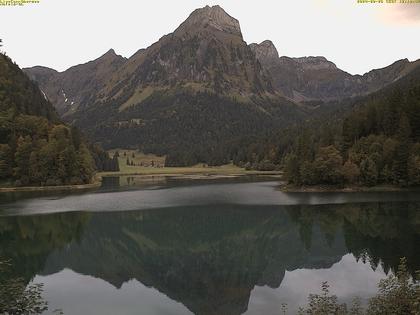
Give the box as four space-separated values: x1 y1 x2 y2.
104 48 116 56
292 56 337 71
97 48 123 62
249 40 279 64
175 5 242 37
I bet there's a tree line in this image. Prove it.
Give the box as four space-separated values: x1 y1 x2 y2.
2 256 418 315
283 70 420 187
0 53 118 187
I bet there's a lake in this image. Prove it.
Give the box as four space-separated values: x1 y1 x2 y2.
0 176 419 315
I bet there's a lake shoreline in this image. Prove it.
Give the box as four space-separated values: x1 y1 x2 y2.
98 164 283 177
0 171 282 193
99 169 283 178
280 183 420 193
0 175 102 193
3 174 418 194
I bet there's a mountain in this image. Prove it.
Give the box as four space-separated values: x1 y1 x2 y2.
25 5 304 165
282 60 420 187
25 5 278 116
121 5 274 96
228 53 420 174
24 5 420 166
26 49 127 116
0 54 57 120
250 40 420 102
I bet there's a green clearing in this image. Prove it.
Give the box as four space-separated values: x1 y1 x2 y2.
101 149 281 177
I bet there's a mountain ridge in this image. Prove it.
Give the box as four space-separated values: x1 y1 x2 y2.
250 40 420 102
22 5 420 165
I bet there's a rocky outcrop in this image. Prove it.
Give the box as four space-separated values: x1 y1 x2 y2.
293 56 337 71
25 5 276 119
22 5 420 157
250 40 420 102
175 5 242 36
24 49 126 116
23 5 296 158
249 40 279 64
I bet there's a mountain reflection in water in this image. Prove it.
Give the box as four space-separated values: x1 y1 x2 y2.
0 197 419 315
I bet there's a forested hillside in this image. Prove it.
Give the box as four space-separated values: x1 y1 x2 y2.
24 6 420 169
0 53 116 187
24 6 306 166
69 88 304 166
283 65 420 187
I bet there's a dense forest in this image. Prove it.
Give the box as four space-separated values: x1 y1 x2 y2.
280 66 420 187
0 53 118 187
69 60 420 189
69 88 304 166
3 43 420 188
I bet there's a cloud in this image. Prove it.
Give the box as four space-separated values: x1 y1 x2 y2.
379 3 420 24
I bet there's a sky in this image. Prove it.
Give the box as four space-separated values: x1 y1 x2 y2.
0 0 419 75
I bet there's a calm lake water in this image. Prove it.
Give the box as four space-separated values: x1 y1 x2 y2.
0 176 419 315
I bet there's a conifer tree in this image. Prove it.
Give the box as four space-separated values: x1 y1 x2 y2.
392 115 411 186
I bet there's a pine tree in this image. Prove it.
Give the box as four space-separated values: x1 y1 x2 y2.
341 118 354 157
408 154 420 186
77 144 95 183
360 157 378 186
392 115 411 186
284 153 300 184
0 144 12 178
112 152 120 171
13 135 33 183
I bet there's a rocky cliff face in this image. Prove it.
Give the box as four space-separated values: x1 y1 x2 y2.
23 5 420 162
175 5 242 36
249 40 279 64
25 6 275 118
111 5 274 103
293 56 338 71
250 40 420 102
24 6 296 162
25 49 127 116
26 6 420 111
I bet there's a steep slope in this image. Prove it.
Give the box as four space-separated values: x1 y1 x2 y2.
282 61 420 187
25 49 127 116
25 6 275 117
0 54 118 186
250 40 420 102
25 5 304 165
107 5 274 103
26 6 420 167
0 53 98 186
0 55 57 120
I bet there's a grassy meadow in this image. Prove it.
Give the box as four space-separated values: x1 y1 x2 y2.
101 149 281 177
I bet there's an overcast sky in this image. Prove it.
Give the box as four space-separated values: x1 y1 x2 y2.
0 0 419 74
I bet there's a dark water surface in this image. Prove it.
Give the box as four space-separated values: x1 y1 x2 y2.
0 176 419 314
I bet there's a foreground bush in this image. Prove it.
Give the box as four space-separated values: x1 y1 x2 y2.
293 258 419 315
0 259 60 315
